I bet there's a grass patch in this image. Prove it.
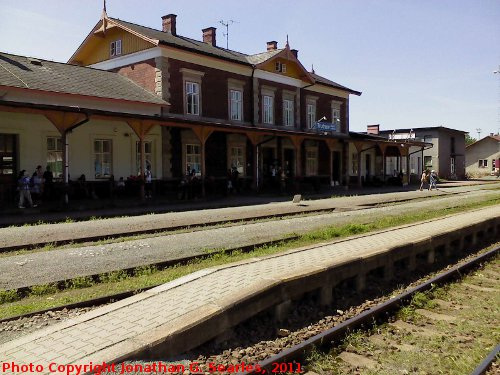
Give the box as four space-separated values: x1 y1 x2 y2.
0 196 499 319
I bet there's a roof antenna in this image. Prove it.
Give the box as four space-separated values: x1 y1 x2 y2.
219 19 238 49
311 64 315 74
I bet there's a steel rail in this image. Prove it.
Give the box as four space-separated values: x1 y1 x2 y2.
470 343 500 375
0 187 481 253
243 245 500 375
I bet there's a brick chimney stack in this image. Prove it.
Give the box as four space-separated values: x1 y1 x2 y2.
202 27 216 46
267 41 278 51
367 124 380 135
162 14 177 35
291 49 298 58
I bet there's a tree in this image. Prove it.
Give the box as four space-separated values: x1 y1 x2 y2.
465 133 476 146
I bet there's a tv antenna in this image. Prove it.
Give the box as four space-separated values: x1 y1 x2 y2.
476 128 482 139
494 65 500 135
219 19 237 49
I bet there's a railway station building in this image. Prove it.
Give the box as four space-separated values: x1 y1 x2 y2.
0 11 429 204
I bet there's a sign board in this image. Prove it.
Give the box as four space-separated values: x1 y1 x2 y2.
313 121 337 132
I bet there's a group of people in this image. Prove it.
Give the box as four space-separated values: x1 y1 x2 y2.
17 165 54 208
420 169 438 191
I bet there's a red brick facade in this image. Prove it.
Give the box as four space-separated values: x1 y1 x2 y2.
113 59 157 95
168 59 252 121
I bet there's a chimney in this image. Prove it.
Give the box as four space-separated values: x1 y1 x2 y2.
267 41 278 51
202 27 216 47
291 49 298 58
367 124 380 135
490 133 494 137
162 14 177 35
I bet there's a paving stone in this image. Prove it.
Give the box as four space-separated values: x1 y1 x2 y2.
0 206 497 373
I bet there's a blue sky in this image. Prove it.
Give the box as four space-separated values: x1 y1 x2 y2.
1 0 499 137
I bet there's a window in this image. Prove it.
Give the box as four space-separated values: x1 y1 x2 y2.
478 159 488 168
450 157 455 175
492 159 496 172
136 141 153 175
186 144 201 175
331 103 341 131
263 95 273 124
229 89 242 121
307 103 316 129
424 156 432 167
305 148 318 176
283 99 294 126
275 61 287 73
186 82 200 115
0 134 16 176
94 140 112 178
110 40 122 57
230 147 244 174
47 137 62 178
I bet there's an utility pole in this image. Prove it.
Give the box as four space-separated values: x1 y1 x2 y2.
219 19 237 49
494 65 499 135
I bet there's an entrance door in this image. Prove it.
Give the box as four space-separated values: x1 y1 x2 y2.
0 134 18 204
283 148 294 177
365 154 371 178
332 151 341 184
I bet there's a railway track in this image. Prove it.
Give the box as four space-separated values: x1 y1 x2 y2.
2 187 494 253
243 245 499 375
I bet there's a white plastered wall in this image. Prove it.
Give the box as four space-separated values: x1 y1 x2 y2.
0 111 162 181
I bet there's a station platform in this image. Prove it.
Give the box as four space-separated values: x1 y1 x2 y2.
0 205 498 373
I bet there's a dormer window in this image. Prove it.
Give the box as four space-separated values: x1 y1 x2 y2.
110 40 122 57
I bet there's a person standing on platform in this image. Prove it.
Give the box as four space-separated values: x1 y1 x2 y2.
419 170 428 191
17 170 36 208
145 164 153 199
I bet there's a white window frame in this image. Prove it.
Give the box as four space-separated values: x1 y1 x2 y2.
46 136 63 178
305 147 318 176
307 103 316 129
186 144 201 176
478 159 488 168
185 81 200 116
263 95 273 124
283 99 294 127
331 101 342 132
229 89 243 121
424 156 433 168
110 39 122 58
181 68 204 116
136 141 153 176
94 139 113 179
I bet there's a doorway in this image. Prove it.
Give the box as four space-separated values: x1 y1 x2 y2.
332 151 341 184
0 134 18 204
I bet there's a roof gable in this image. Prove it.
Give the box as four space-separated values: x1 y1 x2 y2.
69 18 156 66
254 47 314 84
466 135 500 149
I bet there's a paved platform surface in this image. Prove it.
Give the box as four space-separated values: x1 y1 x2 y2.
0 206 498 372
1 189 498 290
1 183 498 251
2 180 496 228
